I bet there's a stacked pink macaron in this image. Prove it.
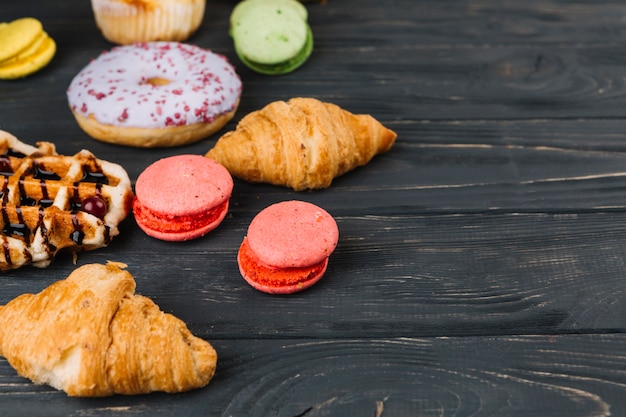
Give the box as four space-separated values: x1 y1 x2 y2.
237 200 339 294
133 154 233 241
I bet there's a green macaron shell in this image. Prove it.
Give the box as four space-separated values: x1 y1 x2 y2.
230 0 307 32
234 25 313 75
231 0 313 75
233 3 307 64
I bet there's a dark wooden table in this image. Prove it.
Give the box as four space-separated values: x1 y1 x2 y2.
3 0 626 415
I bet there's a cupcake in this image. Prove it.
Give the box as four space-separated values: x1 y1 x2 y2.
91 0 206 45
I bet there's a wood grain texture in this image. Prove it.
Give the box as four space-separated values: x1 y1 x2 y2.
2 336 626 416
2 0 626 415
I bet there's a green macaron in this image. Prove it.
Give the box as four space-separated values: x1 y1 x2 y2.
230 0 314 75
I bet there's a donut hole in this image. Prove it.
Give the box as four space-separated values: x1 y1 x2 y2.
143 77 170 86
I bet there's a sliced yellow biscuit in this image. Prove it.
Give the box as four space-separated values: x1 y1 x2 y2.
0 17 44 63
0 32 46 66
0 33 56 79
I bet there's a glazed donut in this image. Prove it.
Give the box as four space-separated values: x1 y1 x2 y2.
67 42 242 148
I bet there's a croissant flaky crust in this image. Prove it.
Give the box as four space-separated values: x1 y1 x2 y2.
0 262 217 397
205 97 397 191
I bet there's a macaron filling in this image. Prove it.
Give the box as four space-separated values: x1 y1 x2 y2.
133 198 229 235
238 237 328 294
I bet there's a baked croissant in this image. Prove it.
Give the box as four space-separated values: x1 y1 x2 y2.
205 97 397 191
0 262 217 397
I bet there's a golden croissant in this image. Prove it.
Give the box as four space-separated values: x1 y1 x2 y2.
0 262 217 397
205 97 397 191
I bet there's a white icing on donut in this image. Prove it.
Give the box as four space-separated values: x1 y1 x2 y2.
67 42 242 129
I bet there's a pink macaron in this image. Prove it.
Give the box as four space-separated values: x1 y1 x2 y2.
133 155 233 241
238 200 339 294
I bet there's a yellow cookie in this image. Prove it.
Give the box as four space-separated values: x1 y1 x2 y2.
0 17 44 63
0 32 56 79
1 31 46 64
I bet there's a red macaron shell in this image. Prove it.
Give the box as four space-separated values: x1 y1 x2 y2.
246 200 339 268
133 155 233 241
238 200 338 294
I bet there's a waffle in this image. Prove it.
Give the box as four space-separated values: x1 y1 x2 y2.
0 130 133 271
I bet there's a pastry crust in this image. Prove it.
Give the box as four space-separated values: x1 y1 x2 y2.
0 262 217 396
73 107 237 148
205 97 397 191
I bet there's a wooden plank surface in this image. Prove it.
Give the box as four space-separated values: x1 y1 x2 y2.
3 336 626 416
2 0 626 415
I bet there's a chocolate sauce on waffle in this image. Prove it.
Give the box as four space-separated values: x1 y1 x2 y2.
1 207 29 239
70 214 84 245
33 164 61 181
81 167 108 185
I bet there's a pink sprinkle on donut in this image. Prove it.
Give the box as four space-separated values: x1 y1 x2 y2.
67 42 242 130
